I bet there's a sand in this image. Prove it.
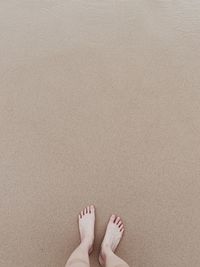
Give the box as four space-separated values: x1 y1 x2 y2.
0 1 200 266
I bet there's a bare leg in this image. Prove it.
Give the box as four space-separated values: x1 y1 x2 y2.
65 205 95 267
99 215 129 267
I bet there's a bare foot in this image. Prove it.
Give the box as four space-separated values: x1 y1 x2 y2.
78 205 95 254
99 215 124 265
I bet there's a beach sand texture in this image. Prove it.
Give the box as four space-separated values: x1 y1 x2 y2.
1 1 200 266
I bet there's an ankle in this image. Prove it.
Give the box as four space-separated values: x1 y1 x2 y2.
101 243 113 258
80 239 93 253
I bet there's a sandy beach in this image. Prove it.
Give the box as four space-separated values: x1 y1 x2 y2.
1 1 200 266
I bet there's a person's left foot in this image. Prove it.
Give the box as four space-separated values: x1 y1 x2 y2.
78 205 95 253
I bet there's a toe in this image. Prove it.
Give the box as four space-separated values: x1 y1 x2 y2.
79 213 82 219
115 216 120 224
87 206 90 213
84 207 87 214
119 223 123 229
120 224 124 232
110 214 116 223
118 221 123 227
120 227 124 233
81 210 84 217
117 219 123 227
90 205 95 214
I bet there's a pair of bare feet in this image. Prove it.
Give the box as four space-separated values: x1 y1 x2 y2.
78 205 124 265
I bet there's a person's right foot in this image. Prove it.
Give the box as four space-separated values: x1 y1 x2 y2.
99 215 124 266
